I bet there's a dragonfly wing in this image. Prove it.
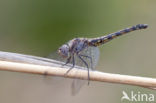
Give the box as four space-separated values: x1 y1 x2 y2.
71 46 100 95
47 47 100 95
0 51 65 67
87 46 100 69
71 79 86 95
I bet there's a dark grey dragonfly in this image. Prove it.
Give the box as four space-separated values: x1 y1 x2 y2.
58 24 148 84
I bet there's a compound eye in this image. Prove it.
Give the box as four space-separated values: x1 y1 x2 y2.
59 49 61 52
58 48 62 54
59 48 62 51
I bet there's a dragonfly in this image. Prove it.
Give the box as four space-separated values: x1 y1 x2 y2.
58 24 148 85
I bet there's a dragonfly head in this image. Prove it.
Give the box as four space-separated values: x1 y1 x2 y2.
58 44 70 58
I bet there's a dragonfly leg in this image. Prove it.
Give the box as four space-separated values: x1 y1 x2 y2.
79 54 93 70
65 55 75 75
62 56 71 67
78 55 90 85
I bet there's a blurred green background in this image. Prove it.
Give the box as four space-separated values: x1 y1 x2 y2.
0 0 156 103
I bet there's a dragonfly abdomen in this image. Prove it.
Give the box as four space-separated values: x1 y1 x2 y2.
88 24 148 46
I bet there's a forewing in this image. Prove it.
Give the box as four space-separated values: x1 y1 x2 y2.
71 46 100 95
47 47 100 95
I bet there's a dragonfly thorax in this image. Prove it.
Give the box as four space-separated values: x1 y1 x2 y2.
58 38 89 58
69 38 89 53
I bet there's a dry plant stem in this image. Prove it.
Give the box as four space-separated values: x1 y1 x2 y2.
0 60 156 90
